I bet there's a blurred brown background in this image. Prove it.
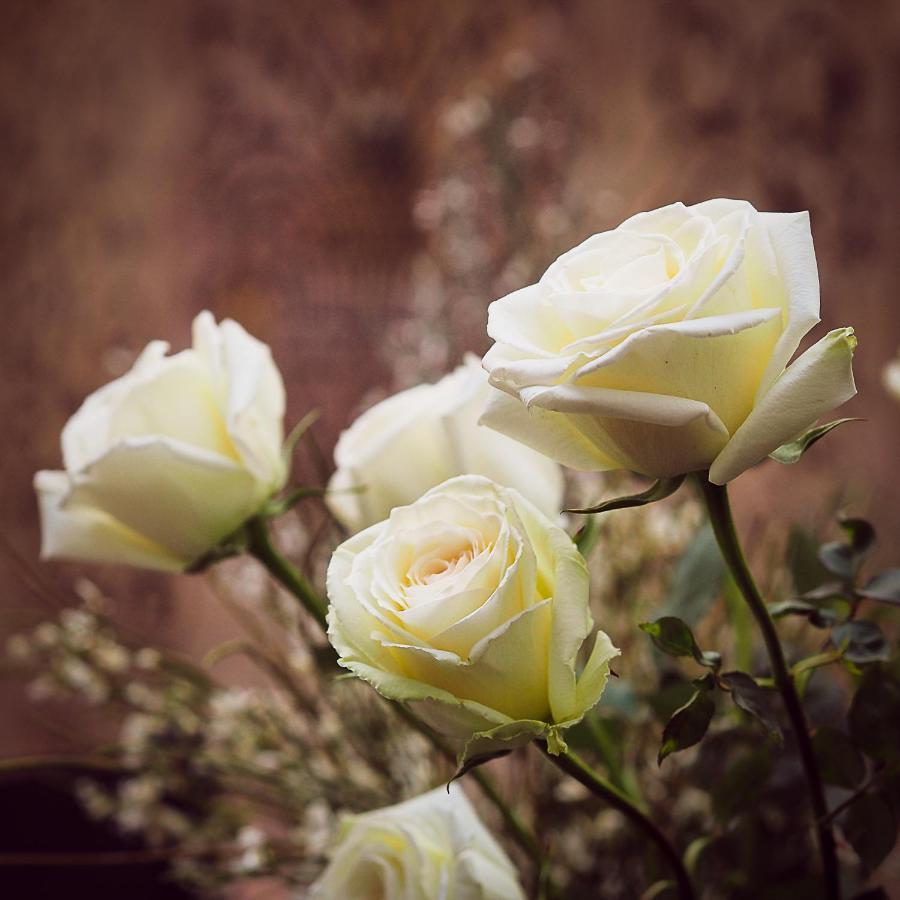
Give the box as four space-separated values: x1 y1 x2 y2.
1 0 899 822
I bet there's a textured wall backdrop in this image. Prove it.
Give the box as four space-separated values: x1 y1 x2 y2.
2 0 899 760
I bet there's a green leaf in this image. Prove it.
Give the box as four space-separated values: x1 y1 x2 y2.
786 526 832 595
819 516 877 582
858 569 900 605
682 835 714 875
812 726 866 788
565 474 685 515
849 666 900 763
840 516 878 559
658 688 715 765
660 524 725 625
832 621 891 665
767 600 839 629
720 671 782 740
844 792 898 874
640 617 721 670
769 417 860 464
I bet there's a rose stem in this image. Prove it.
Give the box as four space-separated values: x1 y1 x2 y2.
696 477 840 900
391 703 556 895
536 741 694 900
241 516 552 887
244 516 329 630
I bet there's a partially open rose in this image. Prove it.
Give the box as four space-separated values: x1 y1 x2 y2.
34 312 286 571
326 475 618 756
481 200 857 484
327 355 564 533
310 785 526 900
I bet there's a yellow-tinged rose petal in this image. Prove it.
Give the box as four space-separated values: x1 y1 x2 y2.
709 328 857 484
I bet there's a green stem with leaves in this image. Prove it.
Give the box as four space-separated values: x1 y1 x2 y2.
537 742 694 900
696 477 840 900
243 516 550 885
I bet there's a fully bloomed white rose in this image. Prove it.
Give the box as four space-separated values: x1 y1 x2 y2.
34 312 287 571
310 785 526 900
327 355 564 532
326 475 618 754
481 200 857 484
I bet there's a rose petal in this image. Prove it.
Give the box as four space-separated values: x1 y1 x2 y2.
34 470 184 571
709 328 857 484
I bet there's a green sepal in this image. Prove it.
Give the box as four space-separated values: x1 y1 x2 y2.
281 409 320 475
565 475 685 516
769 417 860 465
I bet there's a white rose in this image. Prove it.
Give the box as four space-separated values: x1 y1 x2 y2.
327 355 564 532
326 475 618 754
885 353 900 403
35 311 286 571
481 200 857 484
310 785 526 900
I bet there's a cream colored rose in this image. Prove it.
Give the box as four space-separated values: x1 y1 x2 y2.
885 353 900 403
481 200 857 484
35 312 286 571
326 355 564 533
310 785 525 900
326 475 618 753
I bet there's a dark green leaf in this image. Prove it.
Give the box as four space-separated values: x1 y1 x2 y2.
819 517 877 582
812 726 866 788
800 581 849 603
786 526 832 595
844 792 898 874
767 600 839 628
832 621 891 665
565 474 685 515
769 417 860 464
818 542 856 581
658 688 715 764
840 516 878 559
646 680 696 723
858 569 900 605
660 524 725 625
720 671 782 739
849 666 900 763
640 617 721 670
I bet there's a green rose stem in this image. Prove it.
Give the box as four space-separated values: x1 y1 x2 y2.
244 516 328 631
242 516 552 888
696 477 839 900
537 742 694 900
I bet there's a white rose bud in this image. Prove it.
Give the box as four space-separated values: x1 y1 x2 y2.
310 785 526 900
35 312 287 571
481 200 857 484
327 355 565 533
326 475 618 757
885 352 900 403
